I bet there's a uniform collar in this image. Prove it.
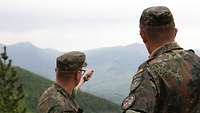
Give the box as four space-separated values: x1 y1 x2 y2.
53 83 80 112
149 42 183 59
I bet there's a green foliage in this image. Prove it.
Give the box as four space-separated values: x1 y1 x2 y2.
76 91 121 113
0 46 27 113
14 67 52 113
14 66 121 113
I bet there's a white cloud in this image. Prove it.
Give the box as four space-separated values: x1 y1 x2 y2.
0 0 200 51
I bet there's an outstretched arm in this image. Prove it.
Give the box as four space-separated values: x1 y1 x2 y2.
76 69 94 90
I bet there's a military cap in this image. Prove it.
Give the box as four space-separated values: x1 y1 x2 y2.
140 6 175 27
56 51 87 71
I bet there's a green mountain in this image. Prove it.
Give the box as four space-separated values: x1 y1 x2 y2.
15 66 121 113
5 42 200 104
4 42 148 104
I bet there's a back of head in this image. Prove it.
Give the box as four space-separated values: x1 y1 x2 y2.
140 6 176 41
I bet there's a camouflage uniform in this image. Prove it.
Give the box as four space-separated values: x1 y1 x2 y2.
122 6 200 113
38 51 87 113
38 83 82 113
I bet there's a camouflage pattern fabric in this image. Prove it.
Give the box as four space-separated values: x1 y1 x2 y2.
122 42 200 113
140 6 175 27
57 51 87 72
38 83 82 113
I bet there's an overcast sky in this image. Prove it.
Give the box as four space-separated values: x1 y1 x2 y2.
0 0 200 51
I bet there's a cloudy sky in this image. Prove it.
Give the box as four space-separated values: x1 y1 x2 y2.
0 0 200 51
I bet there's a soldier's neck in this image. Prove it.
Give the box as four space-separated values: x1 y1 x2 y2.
149 39 174 54
56 79 75 96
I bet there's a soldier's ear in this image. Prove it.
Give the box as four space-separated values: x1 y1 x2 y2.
171 27 177 40
74 71 80 81
140 29 147 43
175 28 178 36
139 29 143 37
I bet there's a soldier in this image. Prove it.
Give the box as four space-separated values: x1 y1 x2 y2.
121 6 200 113
38 51 94 113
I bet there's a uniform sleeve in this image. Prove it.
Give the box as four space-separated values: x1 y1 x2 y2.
122 69 158 113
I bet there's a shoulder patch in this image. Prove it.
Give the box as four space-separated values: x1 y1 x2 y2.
130 70 144 92
121 94 135 110
130 77 142 92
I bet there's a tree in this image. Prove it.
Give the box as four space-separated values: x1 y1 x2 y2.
0 46 27 113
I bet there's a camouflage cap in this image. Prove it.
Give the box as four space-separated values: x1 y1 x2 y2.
56 51 87 71
140 6 175 27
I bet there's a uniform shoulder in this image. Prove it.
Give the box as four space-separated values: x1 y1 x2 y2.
38 85 75 113
146 49 198 78
149 49 197 64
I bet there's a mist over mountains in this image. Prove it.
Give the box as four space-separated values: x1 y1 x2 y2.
0 42 199 104
84 43 148 103
6 42 61 80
